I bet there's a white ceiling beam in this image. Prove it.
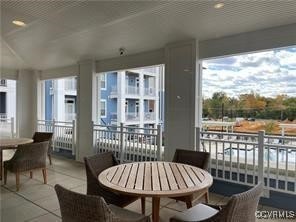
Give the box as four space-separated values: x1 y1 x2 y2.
199 23 296 59
96 48 165 73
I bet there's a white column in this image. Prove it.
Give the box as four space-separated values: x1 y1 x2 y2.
117 71 126 124
154 74 159 125
139 72 144 128
16 69 38 137
53 79 65 121
164 40 198 161
76 60 96 161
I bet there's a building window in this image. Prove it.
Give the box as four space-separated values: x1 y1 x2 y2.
100 99 106 117
65 98 76 121
100 74 106 90
0 79 7 87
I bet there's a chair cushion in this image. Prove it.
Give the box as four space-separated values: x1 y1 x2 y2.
109 204 150 222
170 203 219 222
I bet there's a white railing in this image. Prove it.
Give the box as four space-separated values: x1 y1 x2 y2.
0 116 15 138
93 123 163 163
126 86 139 95
144 112 156 121
196 127 296 195
37 120 76 155
126 112 139 121
144 88 156 96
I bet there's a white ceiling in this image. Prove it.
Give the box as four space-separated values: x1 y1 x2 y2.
1 0 296 70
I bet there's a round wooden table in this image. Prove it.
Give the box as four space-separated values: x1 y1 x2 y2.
99 161 213 222
0 138 33 180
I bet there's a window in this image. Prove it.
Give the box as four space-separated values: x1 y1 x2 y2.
0 79 7 87
100 99 106 117
100 74 106 90
65 98 76 121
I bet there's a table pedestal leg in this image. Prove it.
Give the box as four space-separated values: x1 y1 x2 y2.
152 197 160 222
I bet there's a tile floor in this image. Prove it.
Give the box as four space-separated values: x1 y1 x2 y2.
0 151 285 222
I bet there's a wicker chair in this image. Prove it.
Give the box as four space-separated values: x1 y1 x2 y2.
171 149 210 208
32 132 54 165
170 183 263 222
55 184 150 222
4 141 49 191
84 152 145 212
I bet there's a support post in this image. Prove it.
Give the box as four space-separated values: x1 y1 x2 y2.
157 124 162 160
11 117 15 138
196 127 201 151
52 119 56 152
72 119 76 156
258 130 265 185
119 123 125 163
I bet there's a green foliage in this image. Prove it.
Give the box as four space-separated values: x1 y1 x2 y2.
203 92 295 120
265 121 276 134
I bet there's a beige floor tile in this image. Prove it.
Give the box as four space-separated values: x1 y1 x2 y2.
159 207 179 222
44 172 85 189
1 192 27 210
34 195 60 212
27 213 61 222
70 184 87 194
52 209 61 217
206 193 225 205
125 199 153 216
18 184 57 201
165 199 189 212
1 201 47 222
145 197 175 207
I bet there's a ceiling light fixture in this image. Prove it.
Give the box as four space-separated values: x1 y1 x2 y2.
12 20 26 27
214 3 224 9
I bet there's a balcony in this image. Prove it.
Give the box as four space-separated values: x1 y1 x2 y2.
125 112 139 122
144 112 156 121
126 85 139 95
144 87 156 97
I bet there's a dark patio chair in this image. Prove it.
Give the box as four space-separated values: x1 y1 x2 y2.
4 141 49 191
32 132 53 165
170 183 263 222
84 152 145 213
171 149 210 208
55 184 150 222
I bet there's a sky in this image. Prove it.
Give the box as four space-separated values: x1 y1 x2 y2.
202 46 296 99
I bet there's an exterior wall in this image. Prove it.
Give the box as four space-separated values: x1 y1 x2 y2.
0 80 16 118
44 78 77 121
100 72 117 125
43 68 164 128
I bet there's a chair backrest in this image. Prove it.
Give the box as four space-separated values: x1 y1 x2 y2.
11 141 49 165
84 152 119 194
173 149 210 170
55 184 119 222
219 183 263 222
32 132 53 143
84 152 119 178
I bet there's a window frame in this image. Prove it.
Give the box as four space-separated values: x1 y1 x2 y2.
100 99 107 118
100 73 107 90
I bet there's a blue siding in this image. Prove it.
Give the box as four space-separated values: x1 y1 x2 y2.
101 72 117 124
45 80 53 120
